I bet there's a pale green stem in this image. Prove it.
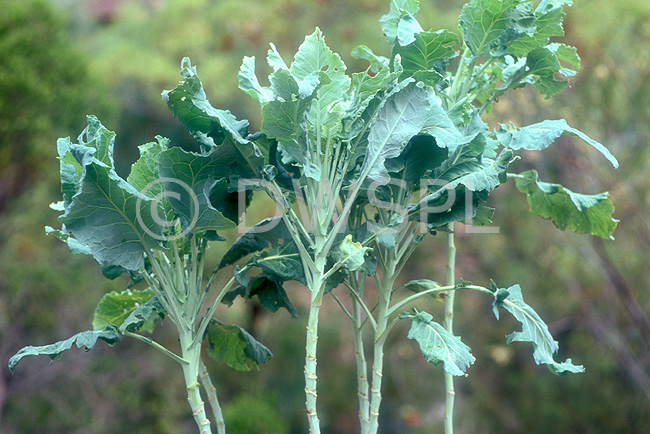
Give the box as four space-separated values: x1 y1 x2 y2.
368 249 398 434
444 223 457 434
199 360 226 434
350 274 370 433
304 292 322 434
180 327 212 434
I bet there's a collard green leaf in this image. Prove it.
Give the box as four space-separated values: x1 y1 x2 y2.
507 0 571 57
126 136 170 193
513 170 618 239
120 296 167 334
497 119 618 168
379 0 420 44
337 234 371 272
395 30 459 84
413 147 512 217
420 96 476 154
225 275 298 318
386 134 449 183
239 56 273 103
60 162 161 271
164 58 264 175
261 95 313 165
58 118 164 272
396 12 423 46
157 147 238 233
204 319 272 371
492 285 584 374
362 82 438 181
93 288 156 331
286 29 351 139
267 42 290 72
459 0 536 58
406 311 475 376
217 218 290 270
350 45 389 73
9 324 122 374
254 242 307 286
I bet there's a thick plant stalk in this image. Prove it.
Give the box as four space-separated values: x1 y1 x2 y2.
180 328 212 434
351 290 370 433
199 360 225 434
444 223 457 434
368 251 398 434
305 290 323 434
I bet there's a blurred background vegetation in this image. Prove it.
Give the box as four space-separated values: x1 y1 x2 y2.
1 0 648 433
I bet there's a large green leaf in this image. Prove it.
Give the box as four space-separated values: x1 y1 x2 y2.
513 170 618 239
412 147 512 216
420 96 476 153
238 56 273 103
92 288 165 334
224 275 299 318
459 0 536 58
204 319 272 372
395 30 459 84
164 58 264 174
379 0 420 44
93 288 155 331
157 147 238 233
58 118 164 271
507 0 571 57
261 94 313 165
9 325 122 374
492 285 584 374
497 119 618 168
386 134 449 183
362 82 440 181
289 28 351 137
126 136 170 194
406 311 475 376
217 218 290 270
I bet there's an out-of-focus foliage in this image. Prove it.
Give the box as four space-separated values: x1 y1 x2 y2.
0 0 115 209
2 0 649 433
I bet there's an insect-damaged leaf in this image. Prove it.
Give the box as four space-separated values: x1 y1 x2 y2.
406 311 475 376
9 325 122 374
379 0 420 44
163 58 264 175
204 319 272 371
497 119 618 168
92 288 166 334
492 285 584 374
513 170 618 239
93 288 155 331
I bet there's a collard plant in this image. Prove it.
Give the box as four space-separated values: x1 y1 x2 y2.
9 0 619 434
220 0 617 433
8 114 274 433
